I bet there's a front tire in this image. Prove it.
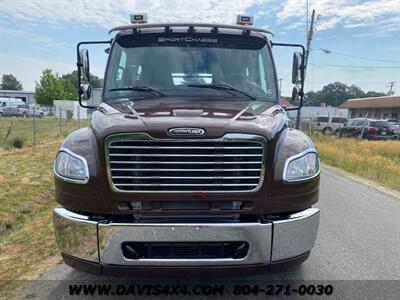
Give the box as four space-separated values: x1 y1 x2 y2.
323 127 333 135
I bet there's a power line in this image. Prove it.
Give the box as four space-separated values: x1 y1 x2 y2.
309 62 400 69
311 48 400 64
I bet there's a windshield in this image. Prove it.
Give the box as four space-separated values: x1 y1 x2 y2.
370 121 388 127
104 33 278 102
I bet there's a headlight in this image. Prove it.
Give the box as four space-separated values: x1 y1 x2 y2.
283 149 320 183
54 148 89 184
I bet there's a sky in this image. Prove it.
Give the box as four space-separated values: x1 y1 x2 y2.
0 0 399 96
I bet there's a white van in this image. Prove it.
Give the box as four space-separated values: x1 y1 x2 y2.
0 97 25 116
312 115 348 135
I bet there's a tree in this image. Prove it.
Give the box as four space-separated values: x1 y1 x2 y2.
1 74 23 90
89 73 103 88
60 70 102 88
59 71 103 100
365 91 386 97
61 78 78 100
35 69 66 106
305 82 386 107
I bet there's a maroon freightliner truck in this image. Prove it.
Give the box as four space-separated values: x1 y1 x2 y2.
53 14 320 277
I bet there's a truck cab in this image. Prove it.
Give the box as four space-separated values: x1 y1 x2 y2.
53 15 320 276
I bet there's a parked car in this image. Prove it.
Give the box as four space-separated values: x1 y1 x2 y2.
312 115 348 135
385 119 400 139
17 104 45 118
40 106 52 116
339 118 395 140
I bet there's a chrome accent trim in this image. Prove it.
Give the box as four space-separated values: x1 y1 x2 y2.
109 153 263 157
105 133 266 193
271 208 320 262
98 222 272 266
282 148 320 183
114 183 258 187
112 176 260 179
53 208 98 262
109 146 262 150
108 23 274 36
53 148 89 184
168 127 205 136
110 161 262 164
110 168 262 172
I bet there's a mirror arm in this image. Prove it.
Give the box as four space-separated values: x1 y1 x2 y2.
271 42 306 112
76 40 112 109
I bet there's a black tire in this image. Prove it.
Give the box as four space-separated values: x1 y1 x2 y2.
335 129 340 137
22 112 27 118
39 113 44 119
323 127 333 135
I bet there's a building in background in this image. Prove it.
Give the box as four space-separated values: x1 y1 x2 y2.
53 100 88 120
340 96 400 120
0 90 36 105
285 106 349 120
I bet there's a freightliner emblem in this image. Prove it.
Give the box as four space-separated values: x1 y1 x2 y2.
168 128 205 136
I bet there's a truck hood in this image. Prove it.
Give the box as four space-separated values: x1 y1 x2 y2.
91 97 286 141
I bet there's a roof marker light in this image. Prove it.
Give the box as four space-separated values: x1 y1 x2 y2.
236 15 254 26
130 14 147 24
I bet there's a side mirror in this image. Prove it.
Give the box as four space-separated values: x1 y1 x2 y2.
78 49 91 99
292 51 303 84
291 86 301 105
78 49 91 83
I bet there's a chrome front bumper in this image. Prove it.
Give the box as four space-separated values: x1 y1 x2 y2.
53 208 319 267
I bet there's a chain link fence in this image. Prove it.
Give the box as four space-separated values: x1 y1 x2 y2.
0 109 90 148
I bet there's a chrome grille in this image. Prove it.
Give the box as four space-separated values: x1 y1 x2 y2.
106 133 265 192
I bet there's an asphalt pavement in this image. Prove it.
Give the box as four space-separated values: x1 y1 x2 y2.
19 167 400 299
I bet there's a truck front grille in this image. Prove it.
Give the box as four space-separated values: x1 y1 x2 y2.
106 133 265 192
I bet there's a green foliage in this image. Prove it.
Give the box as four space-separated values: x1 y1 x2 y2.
61 71 102 89
10 137 25 148
305 82 386 107
35 69 66 106
1 74 23 90
60 76 78 100
59 70 103 100
89 73 103 88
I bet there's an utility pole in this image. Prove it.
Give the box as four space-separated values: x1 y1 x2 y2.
387 81 395 96
296 9 316 129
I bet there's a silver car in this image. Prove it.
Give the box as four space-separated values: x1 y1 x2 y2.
17 104 45 118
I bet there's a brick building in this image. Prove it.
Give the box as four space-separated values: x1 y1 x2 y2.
340 96 400 120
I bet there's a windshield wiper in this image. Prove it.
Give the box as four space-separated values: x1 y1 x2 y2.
108 86 165 97
186 83 256 100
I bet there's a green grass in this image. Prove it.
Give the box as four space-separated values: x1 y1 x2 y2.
311 133 400 191
0 123 87 298
0 117 89 148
